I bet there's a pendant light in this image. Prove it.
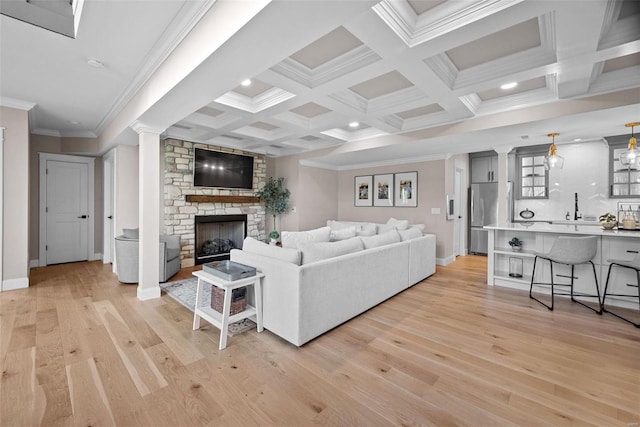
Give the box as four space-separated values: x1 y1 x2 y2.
543 132 563 170
619 122 640 168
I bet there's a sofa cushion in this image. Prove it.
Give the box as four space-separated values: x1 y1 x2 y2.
399 226 423 241
165 247 181 261
387 217 409 231
356 223 377 236
123 228 139 239
360 229 401 249
376 223 397 234
242 237 301 265
298 237 364 265
281 226 331 249
330 226 357 241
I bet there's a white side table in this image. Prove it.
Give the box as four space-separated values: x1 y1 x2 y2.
191 270 264 350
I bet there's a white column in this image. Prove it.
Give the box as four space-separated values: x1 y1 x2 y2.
0 127 4 288
131 122 163 300
494 145 513 225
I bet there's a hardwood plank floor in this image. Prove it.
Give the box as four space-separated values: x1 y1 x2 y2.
1 256 639 426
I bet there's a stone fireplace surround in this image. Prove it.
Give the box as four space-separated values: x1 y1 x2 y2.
163 138 267 267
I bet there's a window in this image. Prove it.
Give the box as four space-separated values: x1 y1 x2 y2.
517 150 548 199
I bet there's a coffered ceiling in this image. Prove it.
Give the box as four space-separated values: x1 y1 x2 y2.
1 0 639 168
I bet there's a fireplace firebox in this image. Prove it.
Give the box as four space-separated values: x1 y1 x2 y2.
194 215 247 265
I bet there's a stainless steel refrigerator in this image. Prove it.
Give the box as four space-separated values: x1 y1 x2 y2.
470 182 499 254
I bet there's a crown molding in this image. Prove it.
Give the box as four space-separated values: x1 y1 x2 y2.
130 121 165 135
300 152 451 171
31 128 61 137
588 65 640 96
215 87 296 114
94 0 217 136
373 0 524 48
0 97 36 111
271 45 381 88
320 127 388 143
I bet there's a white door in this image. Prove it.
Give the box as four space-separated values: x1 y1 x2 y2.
46 160 89 264
454 168 464 257
103 155 114 264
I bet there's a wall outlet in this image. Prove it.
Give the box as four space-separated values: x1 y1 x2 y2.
431 207 441 214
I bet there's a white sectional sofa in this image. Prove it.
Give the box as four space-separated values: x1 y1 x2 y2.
230 219 436 346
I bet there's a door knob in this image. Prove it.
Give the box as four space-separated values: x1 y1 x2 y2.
78 215 87 219
107 215 113 219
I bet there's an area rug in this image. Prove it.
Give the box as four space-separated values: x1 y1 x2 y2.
160 277 256 336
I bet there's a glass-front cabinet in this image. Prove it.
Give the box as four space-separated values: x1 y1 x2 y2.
516 146 548 200
608 135 640 198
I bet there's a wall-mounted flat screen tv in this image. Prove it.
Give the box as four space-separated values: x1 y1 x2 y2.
193 148 254 189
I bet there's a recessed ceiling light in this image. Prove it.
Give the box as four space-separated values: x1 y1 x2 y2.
500 82 517 90
87 58 104 68
348 121 359 128
68 120 81 125
241 79 252 87
574 138 582 142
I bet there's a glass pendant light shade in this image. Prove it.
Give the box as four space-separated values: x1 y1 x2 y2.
620 122 640 168
543 133 563 170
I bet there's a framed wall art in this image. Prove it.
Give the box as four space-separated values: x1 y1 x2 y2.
354 175 373 206
373 174 394 207
394 171 417 207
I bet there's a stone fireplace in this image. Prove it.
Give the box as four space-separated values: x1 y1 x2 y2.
163 138 267 267
194 214 247 264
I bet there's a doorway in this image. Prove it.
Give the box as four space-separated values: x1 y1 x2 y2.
454 167 466 257
103 150 114 266
39 153 95 266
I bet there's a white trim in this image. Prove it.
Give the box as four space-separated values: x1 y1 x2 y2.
299 152 451 171
92 253 103 261
2 277 29 291
437 255 456 266
103 149 115 265
0 97 36 111
39 153 96 267
137 285 161 301
29 260 39 269
0 127 4 288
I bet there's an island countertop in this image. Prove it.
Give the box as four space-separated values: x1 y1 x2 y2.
484 222 640 237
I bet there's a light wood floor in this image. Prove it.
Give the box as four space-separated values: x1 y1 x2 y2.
1 256 639 426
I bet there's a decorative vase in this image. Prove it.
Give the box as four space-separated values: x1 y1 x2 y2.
601 221 616 230
511 246 522 252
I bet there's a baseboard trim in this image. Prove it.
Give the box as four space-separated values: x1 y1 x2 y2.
436 255 456 266
137 285 161 301
91 252 103 261
2 277 29 291
29 259 40 269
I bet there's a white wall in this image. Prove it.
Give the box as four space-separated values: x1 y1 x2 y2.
114 145 139 235
513 140 636 221
0 106 30 289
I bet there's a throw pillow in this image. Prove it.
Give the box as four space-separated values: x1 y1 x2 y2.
298 237 364 265
281 226 331 249
387 217 409 231
399 226 423 241
123 228 139 239
356 223 377 237
241 237 301 265
360 229 401 249
330 226 357 242
376 223 397 234
409 223 425 231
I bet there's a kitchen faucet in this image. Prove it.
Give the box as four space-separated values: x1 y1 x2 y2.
574 192 582 221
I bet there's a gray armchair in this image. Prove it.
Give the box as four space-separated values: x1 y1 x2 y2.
114 229 181 284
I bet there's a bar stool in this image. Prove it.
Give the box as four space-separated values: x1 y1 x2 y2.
529 235 602 313
601 254 640 327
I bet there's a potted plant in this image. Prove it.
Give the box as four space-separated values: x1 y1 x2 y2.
508 237 523 251
599 212 617 230
256 177 290 243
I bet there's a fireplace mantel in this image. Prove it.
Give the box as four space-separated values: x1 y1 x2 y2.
185 195 261 204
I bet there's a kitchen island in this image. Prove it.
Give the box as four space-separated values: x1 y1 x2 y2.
485 222 640 309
